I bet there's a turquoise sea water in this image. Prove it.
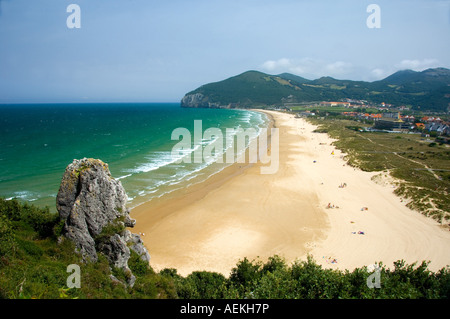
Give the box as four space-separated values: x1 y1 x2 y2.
0 103 268 211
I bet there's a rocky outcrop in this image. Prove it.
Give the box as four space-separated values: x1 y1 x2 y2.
56 158 150 287
180 92 222 108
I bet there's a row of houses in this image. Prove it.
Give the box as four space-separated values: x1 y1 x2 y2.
287 100 412 112
319 101 351 107
342 112 394 120
340 111 449 135
424 122 450 135
421 116 445 123
321 100 411 111
288 100 449 135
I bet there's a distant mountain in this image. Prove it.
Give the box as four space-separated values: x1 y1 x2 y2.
380 69 419 85
381 68 450 86
181 68 450 112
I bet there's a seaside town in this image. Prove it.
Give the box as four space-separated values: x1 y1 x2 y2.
284 99 450 139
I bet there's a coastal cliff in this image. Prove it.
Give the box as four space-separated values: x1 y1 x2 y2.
56 158 150 287
181 92 222 108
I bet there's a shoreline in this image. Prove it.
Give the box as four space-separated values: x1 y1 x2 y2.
130 108 275 229
131 110 450 276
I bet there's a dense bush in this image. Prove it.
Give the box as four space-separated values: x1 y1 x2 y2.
0 198 59 238
222 256 450 299
176 271 228 299
0 215 15 257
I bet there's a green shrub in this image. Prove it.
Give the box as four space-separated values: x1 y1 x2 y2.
160 268 181 279
0 198 59 238
262 255 287 274
229 257 263 292
94 216 126 245
252 267 294 299
128 250 151 277
0 215 16 258
15 238 44 259
177 271 228 299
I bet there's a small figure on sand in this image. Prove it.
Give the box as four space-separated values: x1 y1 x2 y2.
323 256 338 264
361 207 368 211
338 182 347 188
326 203 339 209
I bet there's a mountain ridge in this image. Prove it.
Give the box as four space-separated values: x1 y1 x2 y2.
181 68 450 111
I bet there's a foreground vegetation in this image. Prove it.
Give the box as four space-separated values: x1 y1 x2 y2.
308 118 450 224
1 198 449 299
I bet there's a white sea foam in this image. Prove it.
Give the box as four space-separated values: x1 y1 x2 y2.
128 135 224 175
8 191 39 202
241 113 252 124
123 111 270 205
116 173 132 181
128 150 186 173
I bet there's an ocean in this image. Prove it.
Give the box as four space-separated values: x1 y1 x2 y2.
0 103 269 212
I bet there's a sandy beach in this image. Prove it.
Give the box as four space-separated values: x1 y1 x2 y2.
131 110 450 276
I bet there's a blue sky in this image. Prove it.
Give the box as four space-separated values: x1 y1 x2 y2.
0 0 449 103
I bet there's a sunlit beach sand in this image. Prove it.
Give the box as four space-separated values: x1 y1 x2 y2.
131 110 450 276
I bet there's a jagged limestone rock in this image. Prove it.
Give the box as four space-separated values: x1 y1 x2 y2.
124 230 151 263
180 92 208 108
181 92 222 108
56 158 150 287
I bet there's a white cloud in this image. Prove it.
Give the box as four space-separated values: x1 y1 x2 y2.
395 59 439 71
261 57 443 82
261 58 292 71
325 61 353 76
370 68 388 80
260 57 353 79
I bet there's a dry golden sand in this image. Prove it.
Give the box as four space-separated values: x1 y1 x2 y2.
131 110 450 276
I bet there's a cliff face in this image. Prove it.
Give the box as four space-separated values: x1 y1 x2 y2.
181 92 222 108
56 158 150 287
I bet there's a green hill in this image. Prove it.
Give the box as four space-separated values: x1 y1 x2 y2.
276 73 311 84
181 68 450 112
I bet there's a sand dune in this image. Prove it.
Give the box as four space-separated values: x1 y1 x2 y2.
131 110 450 276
